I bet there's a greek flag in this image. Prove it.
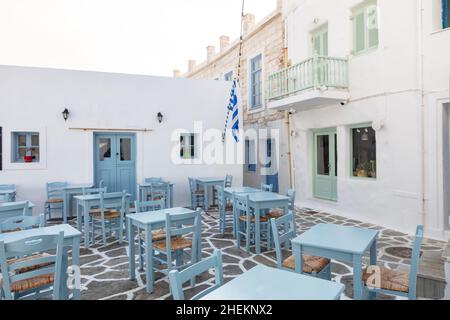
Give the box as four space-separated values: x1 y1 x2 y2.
228 80 240 142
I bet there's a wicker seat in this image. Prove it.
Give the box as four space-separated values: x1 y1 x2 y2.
267 209 284 219
153 237 192 251
89 210 121 219
0 274 55 293
282 255 331 274
140 229 167 242
89 208 113 215
239 215 268 223
192 190 205 196
362 266 409 293
8 253 54 274
45 198 64 204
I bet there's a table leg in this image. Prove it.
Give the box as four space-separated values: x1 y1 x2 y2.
204 183 209 211
145 225 154 293
353 254 364 300
60 247 69 299
368 239 377 300
293 243 304 274
63 191 68 224
170 185 174 208
72 237 81 300
83 202 90 248
128 218 136 281
255 207 261 254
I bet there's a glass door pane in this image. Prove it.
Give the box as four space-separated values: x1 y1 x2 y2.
316 135 330 175
120 138 132 161
98 138 112 161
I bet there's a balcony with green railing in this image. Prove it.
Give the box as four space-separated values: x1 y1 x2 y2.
268 55 349 103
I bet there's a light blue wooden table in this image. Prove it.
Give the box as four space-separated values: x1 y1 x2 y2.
0 224 82 300
202 265 344 300
127 207 201 293
138 182 174 208
291 223 379 300
62 183 94 224
0 201 35 223
74 193 131 248
245 191 289 254
195 177 225 211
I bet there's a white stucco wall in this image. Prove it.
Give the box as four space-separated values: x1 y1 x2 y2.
0 65 243 214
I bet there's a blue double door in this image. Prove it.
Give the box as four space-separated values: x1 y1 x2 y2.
94 133 136 200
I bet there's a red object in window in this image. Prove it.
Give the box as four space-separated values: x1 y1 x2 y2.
24 156 33 163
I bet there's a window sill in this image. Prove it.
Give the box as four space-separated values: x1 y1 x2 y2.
430 27 450 35
350 46 379 58
247 106 264 114
349 176 377 181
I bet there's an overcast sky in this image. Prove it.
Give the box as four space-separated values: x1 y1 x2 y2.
0 0 276 77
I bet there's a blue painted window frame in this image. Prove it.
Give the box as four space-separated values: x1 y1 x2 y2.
245 139 256 172
444 0 449 29
224 71 233 81
12 132 40 163
250 54 262 109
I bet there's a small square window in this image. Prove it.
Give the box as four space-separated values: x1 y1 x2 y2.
224 71 233 81
12 132 40 163
180 133 196 160
351 126 376 178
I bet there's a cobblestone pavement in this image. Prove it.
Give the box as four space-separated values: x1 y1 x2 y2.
67 208 445 300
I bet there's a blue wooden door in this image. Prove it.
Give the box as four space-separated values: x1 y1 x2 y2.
265 139 279 193
94 133 136 200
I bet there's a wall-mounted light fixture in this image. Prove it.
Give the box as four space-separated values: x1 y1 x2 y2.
157 112 163 123
62 108 70 121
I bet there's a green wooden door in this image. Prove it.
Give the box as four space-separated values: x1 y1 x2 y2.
313 130 337 201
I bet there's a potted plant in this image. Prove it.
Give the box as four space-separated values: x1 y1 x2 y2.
356 161 371 177
23 148 33 163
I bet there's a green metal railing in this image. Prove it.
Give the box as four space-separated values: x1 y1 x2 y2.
268 55 349 101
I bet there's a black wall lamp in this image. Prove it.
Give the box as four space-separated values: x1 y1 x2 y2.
62 108 70 121
157 112 163 123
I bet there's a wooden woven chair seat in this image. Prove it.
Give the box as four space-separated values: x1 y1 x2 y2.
239 215 268 223
362 266 409 293
282 255 330 274
89 208 113 215
8 253 54 274
225 204 233 210
192 190 205 196
90 210 121 219
46 198 64 204
153 237 192 251
267 209 284 219
140 229 167 242
4 274 54 293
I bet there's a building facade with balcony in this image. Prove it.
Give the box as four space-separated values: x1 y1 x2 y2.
275 0 450 240
179 1 292 194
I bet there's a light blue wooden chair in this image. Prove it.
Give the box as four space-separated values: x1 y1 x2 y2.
261 183 273 192
90 191 126 245
145 177 163 183
217 186 233 234
362 225 424 300
213 174 233 204
267 188 296 219
0 214 45 233
134 199 166 271
0 195 9 203
0 184 16 202
188 177 204 209
152 209 202 277
0 201 30 224
45 182 68 221
0 231 65 300
233 194 271 254
270 213 331 280
169 249 223 300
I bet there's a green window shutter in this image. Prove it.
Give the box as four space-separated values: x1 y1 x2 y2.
367 6 379 48
354 12 365 53
323 30 329 56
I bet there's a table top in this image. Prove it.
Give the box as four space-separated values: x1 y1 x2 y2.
0 224 82 243
139 182 174 187
127 207 195 225
63 183 94 191
196 177 225 183
201 265 344 300
224 187 260 195
247 191 290 202
292 223 379 255
74 193 132 201
0 201 35 209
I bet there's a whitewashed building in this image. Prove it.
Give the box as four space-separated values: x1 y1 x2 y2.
268 0 450 240
0 65 243 213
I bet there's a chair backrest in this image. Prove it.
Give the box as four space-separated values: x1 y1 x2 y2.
0 185 16 202
98 180 104 188
0 231 65 300
0 194 9 203
261 184 273 192
134 199 165 213
224 175 233 188
286 189 296 211
145 177 163 184
0 201 30 224
169 250 223 300
216 186 225 209
232 194 250 223
83 187 107 195
0 214 45 233
100 191 126 212
0 184 15 191
270 213 297 269
188 177 198 193
408 225 424 298
46 182 68 199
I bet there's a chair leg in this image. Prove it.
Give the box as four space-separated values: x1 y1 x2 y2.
101 220 107 245
245 222 251 254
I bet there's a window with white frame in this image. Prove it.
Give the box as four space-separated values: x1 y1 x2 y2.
224 71 233 81
351 126 376 178
245 139 256 172
352 0 379 55
444 0 450 29
12 132 40 163
180 133 196 160
250 54 262 109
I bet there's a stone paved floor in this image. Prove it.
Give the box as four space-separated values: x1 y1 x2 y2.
67 208 446 300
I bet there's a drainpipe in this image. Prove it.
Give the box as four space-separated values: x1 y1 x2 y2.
285 110 294 188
